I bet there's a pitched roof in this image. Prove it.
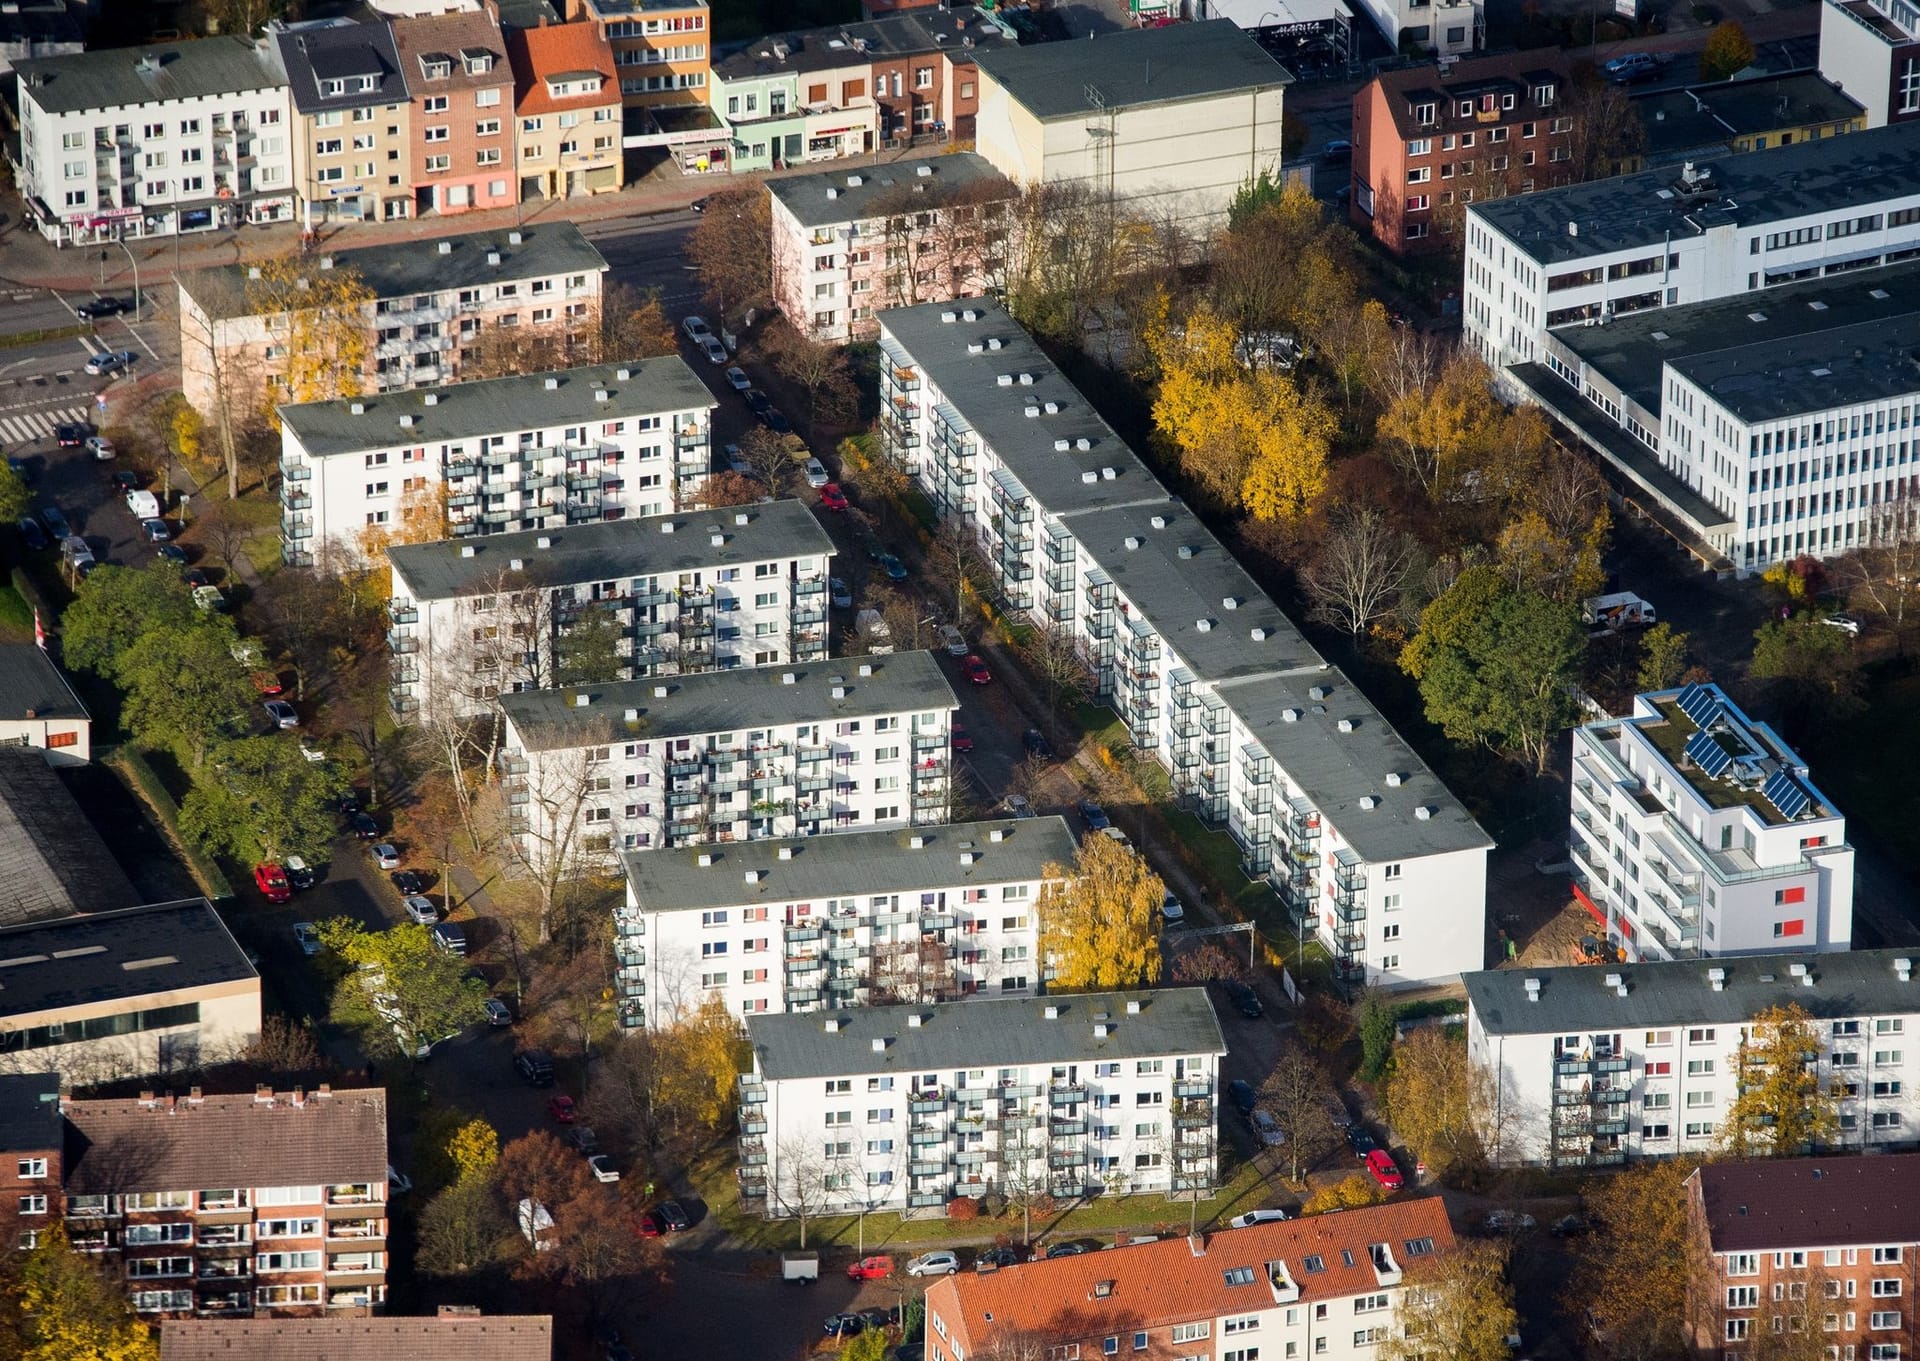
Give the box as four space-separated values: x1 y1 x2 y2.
62 1086 388 1195
390 8 511 98
1691 1155 1920 1252
715 7 1013 81
0 747 140 927
0 643 87 723
0 898 256 1025
271 18 409 115
0 1074 63 1154
14 37 283 116
969 20 1291 121
505 22 619 116
159 1314 555 1361
1365 49 1569 142
769 153 1014 231
929 1198 1456 1354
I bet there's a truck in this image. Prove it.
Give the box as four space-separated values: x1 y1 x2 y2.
781 1251 819 1284
1581 592 1656 632
855 608 894 655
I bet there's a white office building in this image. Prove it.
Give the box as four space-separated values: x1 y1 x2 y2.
615 816 1078 1029
385 500 835 722
1819 0 1920 128
1569 682 1854 964
878 301 1491 990
496 651 957 872
738 988 1227 1216
11 38 297 248
1465 948 1920 1167
278 357 718 566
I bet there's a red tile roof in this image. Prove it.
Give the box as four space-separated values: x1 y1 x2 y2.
928 1198 1456 1355
1691 1155 1920 1253
506 22 619 116
159 1314 554 1361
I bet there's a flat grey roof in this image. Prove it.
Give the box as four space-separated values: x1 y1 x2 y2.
879 302 1165 515
502 651 956 750
0 1074 62 1153
180 222 607 320
280 357 714 459
1465 947 1920 1036
388 499 833 601
1471 119 1920 268
769 153 1012 231
1556 262 1920 424
15 36 283 116
0 749 140 928
622 815 1079 912
0 898 255 1023
748 987 1225 1080
0 644 87 723
970 20 1291 121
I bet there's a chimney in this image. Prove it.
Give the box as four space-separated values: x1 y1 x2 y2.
292 1086 306 1107
140 1090 157 1107
188 1086 203 1104
439 1305 484 1318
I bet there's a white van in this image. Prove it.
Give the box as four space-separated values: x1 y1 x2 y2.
125 490 160 519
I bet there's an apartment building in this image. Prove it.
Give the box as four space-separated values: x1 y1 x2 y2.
505 19 625 202
1464 948 1920 1167
878 301 1490 989
1351 50 1574 254
739 989 1226 1216
161 1311 556 1361
563 0 711 109
496 652 957 869
769 153 1015 341
1687 1155 1920 1361
0 1073 61 1253
711 8 1014 173
385 499 834 720
971 22 1293 228
0 900 260 1087
616 815 1077 1028
1568 683 1854 963
390 7 515 218
0 643 90 766
925 1198 1458 1361
10 38 296 248
178 222 609 419
271 18 415 227
1518 260 1920 572
277 355 715 564
1820 0 1920 127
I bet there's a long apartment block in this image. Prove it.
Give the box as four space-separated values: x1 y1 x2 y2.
1569 682 1853 963
278 356 717 565
615 815 1078 1029
1465 949 1920 1167
385 499 835 721
877 300 1490 990
0 1077 389 1318
496 651 957 876
738 988 1226 1217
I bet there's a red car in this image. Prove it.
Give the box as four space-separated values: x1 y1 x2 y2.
1365 1149 1404 1191
950 722 973 753
637 1211 665 1238
548 1095 577 1124
962 654 992 686
819 482 849 511
251 670 284 696
252 863 291 904
846 1255 893 1281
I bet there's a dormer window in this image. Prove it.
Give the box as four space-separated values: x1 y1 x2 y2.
1412 100 1436 124
462 47 494 75
1532 82 1555 105
355 74 376 93
321 78 346 97
421 54 452 80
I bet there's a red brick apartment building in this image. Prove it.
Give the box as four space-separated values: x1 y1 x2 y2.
391 5 517 218
1351 49 1575 254
1688 1155 1920 1361
0 1077 389 1319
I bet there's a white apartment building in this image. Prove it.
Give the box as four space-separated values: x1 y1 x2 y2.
1358 0 1482 55
278 356 717 565
925 1198 1459 1361
1570 682 1854 964
615 815 1078 1029
878 301 1491 990
11 38 297 248
496 651 957 871
1465 949 1920 1167
1819 0 1920 128
738 988 1226 1216
385 499 835 721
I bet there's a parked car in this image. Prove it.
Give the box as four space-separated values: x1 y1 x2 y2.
824 1314 867 1339
1021 728 1052 759
846 1255 894 1281
1484 1209 1537 1232
818 482 849 511
962 654 992 685
724 365 751 392
549 1095 577 1124
938 623 966 656
1224 979 1262 1018
263 700 299 728
745 388 771 417
283 856 316 890
637 1210 667 1238
1550 1214 1592 1238
371 842 401 870
1043 1242 1088 1259
1821 613 1862 635
1344 1124 1378 1157
723 443 753 477
1250 1110 1286 1147
869 549 908 582
1230 1208 1292 1228
1077 799 1111 831
1227 1079 1257 1115
40 506 70 539
402 895 439 925
1604 51 1658 82
141 518 171 543
431 921 467 955
252 863 291 903
588 1154 621 1183
349 811 380 839
192 584 226 611
803 457 829 488
54 423 90 447
829 577 853 609
656 1200 690 1232
391 869 426 895
84 350 134 377
975 1246 1020 1270
15 519 48 552
1004 794 1036 819
109 469 142 493
156 544 188 567
484 998 514 1027
291 921 322 956
1320 138 1353 161
75 296 127 321
682 315 713 342
700 335 728 365
906 1251 960 1277
565 1127 598 1155
762 407 792 435
87 435 117 460
1365 1149 1404 1190
1160 890 1185 927
251 671 284 696
515 1048 556 1087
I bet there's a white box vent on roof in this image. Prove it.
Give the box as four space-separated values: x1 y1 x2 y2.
831 685 847 700
423 392 440 406
1100 466 1116 480
1222 596 1238 610
735 512 750 526
350 401 366 415
437 241 451 255
781 672 796 686
1093 1023 1110 1039
697 852 713 867
910 834 926 849
1282 708 1300 722
939 309 956 322
960 851 976 866
595 389 611 403
826 186 840 199
1044 1004 1059 1019
508 230 523 245
858 663 873 677
459 545 475 558
1081 471 1099 484
1055 439 1071 452
1747 311 1766 322
710 533 725 547
624 707 638 722
487 251 501 266
399 414 414 427
1385 772 1404 787
1024 404 1040 418
1149 515 1167 530
1195 618 1214 633
962 308 980 321
1337 718 1357 733
1250 627 1268 641
1358 794 1377 809
1043 401 1060 414
1871 288 1892 300
543 376 559 390
778 846 794 860
986 337 1004 350
997 374 1014 387
616 368 631 381
1415 805 1434 820
1308 685 1330 701
653 685 669 698
1124 536 1141 550
823 1016 841 1031
536 536 552 549
573 692 590 708
989 828 1004 843
1176 545 1195 560
848 174 864 187
1018 373 1035 386
1075 438 1092 451
510 557 524 571
744 869 761 884
908 1012 924 1027
968 342 985 354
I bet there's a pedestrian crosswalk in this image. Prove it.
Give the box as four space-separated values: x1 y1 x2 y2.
0 406 88 446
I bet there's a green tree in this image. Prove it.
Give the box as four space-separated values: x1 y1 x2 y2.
1720 1003 1840 1157
118 618 259 769
1700 20 1757 80
179 736 349 863
1635 622 1692 692
318 919 489 1062
58 563 199 679
1399 565 1585 774
1750 615 1860 711
0 463 29 525
1381 1239 1518 1361
1357 993 1397 1082
843 1325 891 1361
416 1176 513 1277
3 1222 157 1361
556 603 625 686
1227 168 1288 233
1039 833 1165 992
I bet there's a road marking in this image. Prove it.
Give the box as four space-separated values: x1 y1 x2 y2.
0 406 88 445
75 334 101 356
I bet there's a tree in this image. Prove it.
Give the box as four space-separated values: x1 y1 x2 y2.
998 181 1130 352
764 320 858 426
318 919 489 1061
179 735 350 863
1 1223 157 1361
736 426 797 494
0 463 28 524
58 562 200 679
485 749 604 946
1837 489 1920 636
1038 833 1164 992
1700 21 1757 80
1749 615 1860 713
1020 620 1091 731
1302 505 1420 637
1384 1025 1491 1177
1260 1050 1339 1184
1376 351 1509 502
1381 1239 1518 1361
236 1014 326 1075
694 471 761 508
243 256 375 421
556 602 626 686
1170 941 1246 983
771 1136 836 1247
1720 1004 1840 1157
1563 74 1647 180
447 1118 501 1184
417 1175 513 1277
1564 1158 1699 1361
925 517 988 628
843 1326 891 1361
1399 566 1585 774
1357 993 1396 1082
685 182 773 322
601 282 679 361
654 995 746 1134
1301 1172 1385 1215
1239 378 1337 524
117 618 260 770
1636 623 1692 692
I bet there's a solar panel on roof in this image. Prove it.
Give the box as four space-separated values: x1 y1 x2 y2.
1685 730 1733 778
1678 684 1722 728
1764 770 1811 820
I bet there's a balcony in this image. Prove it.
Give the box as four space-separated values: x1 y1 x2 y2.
1174 1078 1211 1100
910 1088 950 1114
1049 1082 1087 1104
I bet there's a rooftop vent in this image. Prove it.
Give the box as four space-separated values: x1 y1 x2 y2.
1897 957 1913 981
1524 977 1542 1001
616 368 631 381
1359 795 1378 809
1809 300 1829 312
1100 467 1116 481
542 376 560 391
1018 373 1035 386
398 414 414 428
1337 718 1357 733
423 392 440 406
1044 1004 1059 1019
989 828 1005 843
1177 545 1195 560
1024 404 1040 418
831 685 847 700
1093 1023 1110 1038
1082 471 1099 484
908 1012 925 1029
1414 805 1434 820
1221 596 1239 611
660 520 676 534
653 685 669 698
1385 772 1404 787
486 250 501 266
1043 401 1060 415
847 173 863 187
1747 311 1767 323
459 545 475 558
960 851 976 866
510 557 524 571
857 663 873 677
1308 685 1330 701
697 852 713 867
710 533 725 547
319 256 334 270
1076 438 1092 451
909 834 926 849
349 401 366 415
624 707 638 722
1250 627 1268 641
1149 514 1167 530
1054 438 1071 452
781 672 796 686
735 512 750 526
962 309 980 322
823 1016 842 1032
1195 618 1214 633
573 692 589 708
744 869 762 884
1708 966 1727 991
536 536 551 549
1126 999 1141 1015
437 241 451 255
1281 708 1301 723
916 164 934 178
987 337 1004 350
594 389 611 403
1604 972 1623 988
508 230 523 246
826 186 839 200
997 374 1014 387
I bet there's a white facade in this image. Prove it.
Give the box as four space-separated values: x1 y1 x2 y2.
1569 683 1854 964
616 816 1078 1028
878 301 1490 990
1465 950 1920 1167
1352 0 1481 56
386 500 835 722
497 651 957 876
739 989 1226 1216
278 358 717 566
1819 0 1920 128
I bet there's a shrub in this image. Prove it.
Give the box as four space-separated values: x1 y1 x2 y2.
947 1196 980 1221
1303 1174 1386 1216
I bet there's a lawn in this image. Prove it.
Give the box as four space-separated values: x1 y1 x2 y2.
0 584 34 641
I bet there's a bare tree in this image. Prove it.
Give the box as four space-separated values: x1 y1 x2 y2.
1564 73 1648 181
1366 324 1445 411
764 321 858 426
1301 505 1420 637
997 1120 1048 1248
1260 1050 1339 1185
486 747 604 944
771 1136 836 1249
737 426 796 494
1839 489 1920 636
1021 620 1092 732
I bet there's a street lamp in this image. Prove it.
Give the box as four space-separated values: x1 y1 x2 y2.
916 615 935 650
107 238 142 322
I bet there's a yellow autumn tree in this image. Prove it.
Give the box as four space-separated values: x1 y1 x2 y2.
446 1117 500 1184
657 994 747 1134
244 256 375 427
5 1222 157 1361
1720 1003 1839 1157
1040 831 1165 992
1241 376 1336 523
1376 350 1505 498
356 481 450 573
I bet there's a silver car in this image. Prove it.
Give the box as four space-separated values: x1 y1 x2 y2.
939 624 967 656
700 335 728 365
403 895 439 925
804 457 829 488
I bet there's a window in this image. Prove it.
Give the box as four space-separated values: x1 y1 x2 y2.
423 96 448 113
1730 1287 1760 1309
1171 1324 1211 1344
1870 1314 1901 1331
1874 1249 1904 1265
1874 1281 1903 1298
15 1159 46 1179
1728 1321 1751 1342
1225 1316 1261 1334
1689 1028 1717 1044
16 1195 46 1215
1876 1020 1905 1035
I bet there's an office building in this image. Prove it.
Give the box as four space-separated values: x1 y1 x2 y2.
1819 0 1920 128
0 643 90 765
